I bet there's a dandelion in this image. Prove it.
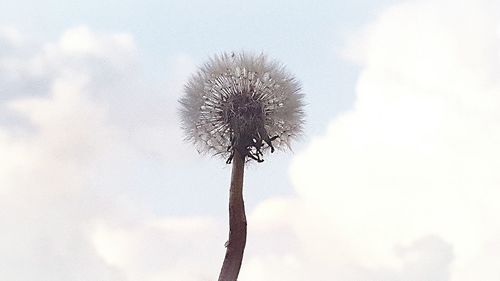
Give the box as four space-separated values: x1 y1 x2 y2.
180 52 304 163
179 52 305 281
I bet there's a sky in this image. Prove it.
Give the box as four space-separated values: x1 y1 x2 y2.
1 0 500 280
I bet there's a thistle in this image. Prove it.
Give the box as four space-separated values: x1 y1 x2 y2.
179 52 304 281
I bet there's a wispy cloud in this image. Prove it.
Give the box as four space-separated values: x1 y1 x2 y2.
0 26 198 281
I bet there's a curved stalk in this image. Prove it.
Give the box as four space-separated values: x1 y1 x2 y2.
218 151 247 281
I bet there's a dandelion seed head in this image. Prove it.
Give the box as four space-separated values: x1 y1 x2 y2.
179 52 305 162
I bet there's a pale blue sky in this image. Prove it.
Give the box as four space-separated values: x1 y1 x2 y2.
0 0 397 216
1 0 395 129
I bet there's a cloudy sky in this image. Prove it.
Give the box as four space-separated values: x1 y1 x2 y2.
1 0 500 280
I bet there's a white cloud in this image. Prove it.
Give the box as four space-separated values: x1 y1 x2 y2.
58 26 135 59
3 0 500 280
92 217 225 281
0 26 24 47
0 26 200 280
0 27 137 281
285 0 500 280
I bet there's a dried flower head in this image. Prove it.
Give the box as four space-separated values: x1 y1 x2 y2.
179 52 305 163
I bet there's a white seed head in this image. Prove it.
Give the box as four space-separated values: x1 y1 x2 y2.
179 52 305 162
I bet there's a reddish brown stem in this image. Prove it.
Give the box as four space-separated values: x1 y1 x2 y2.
218 151 247 281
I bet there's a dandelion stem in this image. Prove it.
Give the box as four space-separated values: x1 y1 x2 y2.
218 150 247 281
